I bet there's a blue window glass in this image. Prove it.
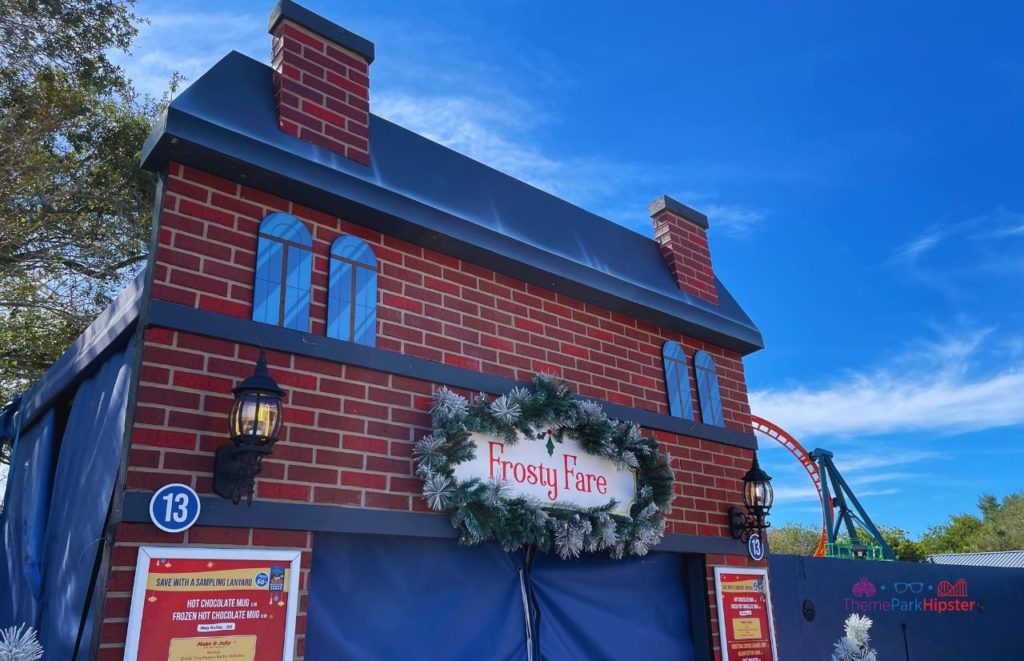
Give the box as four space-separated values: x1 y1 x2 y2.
694 350 725 426
252 213 313 331
661 341 694 420
327 235 378 346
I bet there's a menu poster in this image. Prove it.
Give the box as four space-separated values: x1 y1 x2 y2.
714 567 779 661
124 547 302 661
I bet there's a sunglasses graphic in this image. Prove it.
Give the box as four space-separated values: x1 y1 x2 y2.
894 582 924 593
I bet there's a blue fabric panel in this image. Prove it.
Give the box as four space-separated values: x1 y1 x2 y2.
694 351 723 426
0 409 57 628
252 235 284 325
304 534 528 661
326 259 353 341
353 266 377 347
0 396 19 442
662 341 694 420
283 244 312 331
530 551 695 661
37 339 135 659
330 235 377 266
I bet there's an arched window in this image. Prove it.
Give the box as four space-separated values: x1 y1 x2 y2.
662 340 694 420
252 213 313 331
694 350 724 426
327 235 378 346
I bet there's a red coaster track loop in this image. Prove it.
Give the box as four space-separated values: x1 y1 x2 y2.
750 415 829 557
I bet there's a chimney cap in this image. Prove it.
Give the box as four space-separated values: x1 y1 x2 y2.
269 0 375 63
649 195 709 229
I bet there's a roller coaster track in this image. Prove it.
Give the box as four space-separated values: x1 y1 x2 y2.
750 415 828 557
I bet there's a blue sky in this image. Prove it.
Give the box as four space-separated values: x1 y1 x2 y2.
116 1 1024 537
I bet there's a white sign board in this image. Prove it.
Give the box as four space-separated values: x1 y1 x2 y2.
453 431 636 516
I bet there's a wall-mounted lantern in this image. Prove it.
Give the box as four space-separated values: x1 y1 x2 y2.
213 349 285 505
729 455 774 542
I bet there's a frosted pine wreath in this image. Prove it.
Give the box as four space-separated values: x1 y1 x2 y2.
414 374 675 559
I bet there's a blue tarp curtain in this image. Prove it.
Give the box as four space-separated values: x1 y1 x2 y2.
0 338 135 659
531 551 695 661
304 534 696 661
0 410 57 630
305 535 529 660
38 339 135 658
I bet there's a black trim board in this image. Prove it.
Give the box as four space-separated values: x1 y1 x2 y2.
650 195 709 229
146 301 758 450
685 555 715 660
120 491 749 556
269 0 375 63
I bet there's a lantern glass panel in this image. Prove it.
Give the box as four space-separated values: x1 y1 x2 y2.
230 391 282 443
744 479 773 510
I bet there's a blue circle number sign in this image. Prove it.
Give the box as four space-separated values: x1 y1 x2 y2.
747 533 765 562
149 483 201 533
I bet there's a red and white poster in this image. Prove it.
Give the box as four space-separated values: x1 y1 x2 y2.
124 547 302 661
714 567 778 661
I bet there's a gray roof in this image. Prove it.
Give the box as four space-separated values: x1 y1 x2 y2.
929 551 1024 568
141 52 764 355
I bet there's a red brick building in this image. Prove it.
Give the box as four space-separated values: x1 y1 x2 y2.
0 2 771 659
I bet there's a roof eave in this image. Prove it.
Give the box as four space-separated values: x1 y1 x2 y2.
142 99 764 355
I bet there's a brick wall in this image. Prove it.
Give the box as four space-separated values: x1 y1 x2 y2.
99 162 760 658
155 162 752 431
127 327 752 534
652 202 719 305
271 20 370 164
103 329 754 657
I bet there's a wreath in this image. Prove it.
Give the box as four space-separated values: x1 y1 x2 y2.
414 374 675 559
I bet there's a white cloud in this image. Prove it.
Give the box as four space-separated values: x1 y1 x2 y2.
894 227 944 261
822 448 948 473
890 208 1024 297
704 204 767 238
112 9 266 98
751 330 1024 439
771 484 820 503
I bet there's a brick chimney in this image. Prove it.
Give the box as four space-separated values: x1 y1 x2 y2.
269 0 375 165
650 195 719 305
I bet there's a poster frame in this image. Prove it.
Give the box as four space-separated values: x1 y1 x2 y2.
713 565 779 661
123 545 302 661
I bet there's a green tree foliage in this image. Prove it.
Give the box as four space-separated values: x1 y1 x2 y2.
874 526 927 562
768 522 928 561
771 492 1024 561
767 522 822 556
921 492 1024 554
0 1 166 411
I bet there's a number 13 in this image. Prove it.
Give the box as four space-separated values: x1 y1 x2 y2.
162 493 190 523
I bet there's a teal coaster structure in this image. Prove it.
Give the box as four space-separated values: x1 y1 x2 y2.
811 448 895 561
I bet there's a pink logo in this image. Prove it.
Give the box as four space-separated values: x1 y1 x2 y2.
937 579 968 597
852 577 876 597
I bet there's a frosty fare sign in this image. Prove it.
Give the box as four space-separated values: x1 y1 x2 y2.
714 567 779 661
453 431 637 516
124 547 301 661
